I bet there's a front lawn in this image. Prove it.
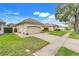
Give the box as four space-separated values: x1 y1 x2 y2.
69 32 79 39
56 47 79 56
48 30 66 36
0 33 49 56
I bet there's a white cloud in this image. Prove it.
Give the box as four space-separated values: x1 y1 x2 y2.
33 12 40 15
41 14 65 26
13 12 20 15
39 12 50 17
3 10 20 15
42 14 56 23
42 19 53 24
42 19 64 26
48 14 55 19
33 12 50 17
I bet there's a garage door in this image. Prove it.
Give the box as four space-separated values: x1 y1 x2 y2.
27 26 42 34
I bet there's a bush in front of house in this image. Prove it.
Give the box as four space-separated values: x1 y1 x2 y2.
4 28 13 33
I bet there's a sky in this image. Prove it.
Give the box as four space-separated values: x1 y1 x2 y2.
0 3 64 25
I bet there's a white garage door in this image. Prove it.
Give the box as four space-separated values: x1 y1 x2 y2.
27 26 42 34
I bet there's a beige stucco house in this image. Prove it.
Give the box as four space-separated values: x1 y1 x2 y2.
14 18 44 34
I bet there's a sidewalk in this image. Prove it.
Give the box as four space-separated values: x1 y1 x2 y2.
64 38 79 53
33 44 60 56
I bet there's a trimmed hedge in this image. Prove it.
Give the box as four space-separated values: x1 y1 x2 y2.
4 28 13 33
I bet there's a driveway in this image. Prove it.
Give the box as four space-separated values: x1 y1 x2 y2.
32 33 70 56
32 33 61 44
16 32 79 56
32 33 69 45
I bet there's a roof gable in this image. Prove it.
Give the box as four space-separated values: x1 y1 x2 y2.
16 18 43 25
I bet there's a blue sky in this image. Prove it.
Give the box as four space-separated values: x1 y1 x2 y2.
0 3 64 25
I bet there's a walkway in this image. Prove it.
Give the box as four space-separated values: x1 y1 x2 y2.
64 38 79 53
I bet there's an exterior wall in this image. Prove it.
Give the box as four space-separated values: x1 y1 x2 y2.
48 27 54 31
15 23 44 34
54 26 59 30
16 24 25 34
13 27 15 32
0 24 4 34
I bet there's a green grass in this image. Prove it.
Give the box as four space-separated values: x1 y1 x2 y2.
48 30 66 36
56 47 79 56
0 33 49 56
69 32 79 39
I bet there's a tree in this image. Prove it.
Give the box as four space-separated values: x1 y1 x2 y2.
55 4 79 33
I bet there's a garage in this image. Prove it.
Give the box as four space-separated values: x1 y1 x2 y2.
15 18 44 34
27 26 42 34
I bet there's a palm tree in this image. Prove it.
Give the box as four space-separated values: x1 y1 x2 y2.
55 4 79 33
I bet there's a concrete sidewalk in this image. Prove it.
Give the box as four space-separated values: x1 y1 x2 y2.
33 44 60 56
64 38 79 53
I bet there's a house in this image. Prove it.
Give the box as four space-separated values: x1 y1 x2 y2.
0 20 6 34
57 24 69 30
43 24 54 31
44 23 68 31
13 18 67 34
13 18 44 34
44 24 60 31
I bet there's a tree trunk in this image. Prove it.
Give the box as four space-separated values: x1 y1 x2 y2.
74 15 79 33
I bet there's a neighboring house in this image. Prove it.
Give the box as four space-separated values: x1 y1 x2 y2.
44 23 68 31
44 24 60 31
14 18 44 34
44 24 54 31
0 20 6 34
58 24 69 30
